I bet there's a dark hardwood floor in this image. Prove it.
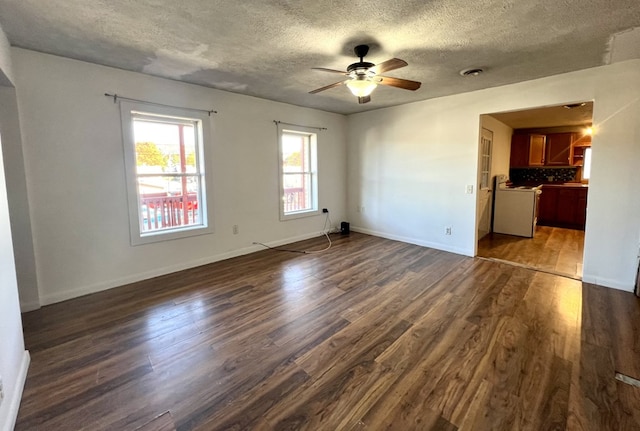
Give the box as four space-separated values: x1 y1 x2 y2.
16 233 640 430
477 226 585 279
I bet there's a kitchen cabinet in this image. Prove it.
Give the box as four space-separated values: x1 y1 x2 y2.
510 134 530 167
511 132 589 167
528 135 546 166
538 187 558 223
545 132 572 165
538 185 587 229
510 134 546 167
570 134 591 166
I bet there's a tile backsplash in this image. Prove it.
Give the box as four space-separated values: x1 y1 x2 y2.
509 167 578 184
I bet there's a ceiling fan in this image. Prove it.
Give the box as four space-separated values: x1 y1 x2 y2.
309 44 421 104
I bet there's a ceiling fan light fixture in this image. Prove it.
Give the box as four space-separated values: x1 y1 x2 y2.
346 78 377 97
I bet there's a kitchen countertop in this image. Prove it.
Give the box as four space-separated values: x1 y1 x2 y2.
514 182 588 188
540 182 589 188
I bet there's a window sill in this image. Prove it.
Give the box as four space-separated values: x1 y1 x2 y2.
280 209 320 222
132 224 214 246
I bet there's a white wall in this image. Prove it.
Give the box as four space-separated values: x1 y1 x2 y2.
12 48 348 305
583 62 640 290
0 24 29 431
0 87 39 311
348 59 640 291
0 132 29 431
0 26 13 86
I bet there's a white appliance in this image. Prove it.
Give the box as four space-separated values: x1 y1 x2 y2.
493 175 542 238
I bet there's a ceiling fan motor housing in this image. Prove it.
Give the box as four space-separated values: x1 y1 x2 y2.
354 44 370 58
347 61 375 73
348 44 374 73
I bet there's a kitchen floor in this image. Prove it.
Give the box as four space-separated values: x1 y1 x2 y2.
477 226 584 279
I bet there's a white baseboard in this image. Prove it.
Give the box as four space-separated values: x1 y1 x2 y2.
19 301 40 313
2 351 30 431
581 274 634 292
39 230 328 306
351 226 474 257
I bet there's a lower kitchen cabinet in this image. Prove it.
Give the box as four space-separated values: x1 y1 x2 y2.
538 185 588 230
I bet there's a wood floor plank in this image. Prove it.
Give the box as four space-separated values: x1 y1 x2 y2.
447 315 529 427
364 316 478 428
15 232 640 431
136 411 176 431
607 287 640 379
537 355 572 430
263 361 400 430
295 299 412 378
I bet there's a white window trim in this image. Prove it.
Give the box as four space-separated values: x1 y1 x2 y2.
120 101 214 245
277 124 319 221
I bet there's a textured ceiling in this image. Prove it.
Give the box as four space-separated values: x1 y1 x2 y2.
0 1 639 114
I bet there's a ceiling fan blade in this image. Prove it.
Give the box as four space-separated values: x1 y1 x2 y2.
370 58 408 75
311 67 349 75
309 80 347 94
358 96 371 104
375 75 421 91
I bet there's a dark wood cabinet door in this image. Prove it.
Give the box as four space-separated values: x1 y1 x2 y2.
538 187 558 225
575 188 588 227
546 133 572 165
556 189 577 224
539 186 588 229
510 134 530 167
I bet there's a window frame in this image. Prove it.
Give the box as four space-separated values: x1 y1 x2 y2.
120 101 214 245
277 125 319 221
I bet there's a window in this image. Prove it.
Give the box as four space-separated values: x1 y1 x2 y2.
120 101 213 245
278 126 318 219
582 147 592 180
480 128 493 190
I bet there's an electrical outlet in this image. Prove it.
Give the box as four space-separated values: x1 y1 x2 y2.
466 185 474 194
232 225 239 235
445 227 452 235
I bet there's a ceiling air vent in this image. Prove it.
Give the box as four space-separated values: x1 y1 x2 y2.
460 68 484 77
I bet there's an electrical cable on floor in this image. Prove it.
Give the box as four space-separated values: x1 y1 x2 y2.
252 211 333 254
304 212 333 254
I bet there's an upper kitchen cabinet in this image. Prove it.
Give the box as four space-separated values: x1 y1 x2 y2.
545 132 573 165
510 134 530 167
510 131 591 167
570 134 592 166
510 134 546 167
529 135 546 166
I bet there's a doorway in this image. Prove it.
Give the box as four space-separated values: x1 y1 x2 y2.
475 102 593 280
